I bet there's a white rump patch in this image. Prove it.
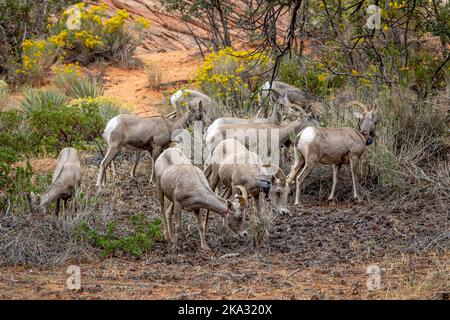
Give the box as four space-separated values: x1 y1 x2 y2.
299 126 316 144
103 116 120 141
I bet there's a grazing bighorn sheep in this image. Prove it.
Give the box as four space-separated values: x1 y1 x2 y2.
27 147 82 214
205 139 289 217
96 101 204 187
204 112 318 159
287 101 378 204
155 147 248 251
170 89 216 125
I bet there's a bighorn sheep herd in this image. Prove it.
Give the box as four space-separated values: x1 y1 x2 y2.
26 81 378 252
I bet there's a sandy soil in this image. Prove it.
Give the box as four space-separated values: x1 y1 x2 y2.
1 253 448 300
103 49 202 116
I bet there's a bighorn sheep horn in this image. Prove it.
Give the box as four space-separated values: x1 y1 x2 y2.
263 164 287 184
345 100 370 113
233 185 248 208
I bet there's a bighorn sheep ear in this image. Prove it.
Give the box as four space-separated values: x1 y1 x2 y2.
372 104 378 113
353 112 364 120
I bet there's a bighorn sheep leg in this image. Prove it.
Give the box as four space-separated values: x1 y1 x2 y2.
195 209 211 251
328 164 341 201
130 151 141 178
56 199 61 216
287 148 305 184
172 201 182 250
150 146 162 184
349 156 361 202
111 160 117 175
71 189 78 213
158 187 171 241
97 143 122 187
294 157 317 205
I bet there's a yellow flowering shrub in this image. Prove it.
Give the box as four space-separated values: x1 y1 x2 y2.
17 39 57 81
18 3 151 80
195 47 272 112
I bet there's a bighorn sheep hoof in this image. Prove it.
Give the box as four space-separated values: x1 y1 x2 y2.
327 198 337 205
353 197 364 204
201 244 212 252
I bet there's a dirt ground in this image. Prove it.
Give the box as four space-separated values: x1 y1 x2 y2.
1 152 448 300
103 49 202 116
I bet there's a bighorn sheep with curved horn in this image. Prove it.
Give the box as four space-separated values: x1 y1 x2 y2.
204 139 289 236
155 147 248 252
287 101 378 205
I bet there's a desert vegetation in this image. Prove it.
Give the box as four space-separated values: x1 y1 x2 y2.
0 0 448 300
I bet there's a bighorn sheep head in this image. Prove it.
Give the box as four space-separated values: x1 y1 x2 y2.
347 100 378 144
262 164 290 215
225 185 249 237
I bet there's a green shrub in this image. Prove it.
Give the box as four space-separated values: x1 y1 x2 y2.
77 213 161 258
27 99 104 154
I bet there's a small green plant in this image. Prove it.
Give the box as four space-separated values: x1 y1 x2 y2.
78 213 161 258
145 62 162 87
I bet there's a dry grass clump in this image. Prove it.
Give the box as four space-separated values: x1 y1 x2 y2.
0 209 93 266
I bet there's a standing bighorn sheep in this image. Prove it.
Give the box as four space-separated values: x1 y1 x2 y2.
155 147 248 251
205 139 289 216
27 147 82 214
287 101 378 204
96 101 204 187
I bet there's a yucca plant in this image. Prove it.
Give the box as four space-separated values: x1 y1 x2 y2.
20 86 68 114
55 73 104 99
